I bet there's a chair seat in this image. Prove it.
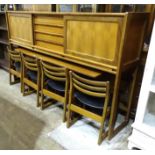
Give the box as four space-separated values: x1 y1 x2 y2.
47 79 65 92
14 62 21 71
74 91 104 109
27 70 37 82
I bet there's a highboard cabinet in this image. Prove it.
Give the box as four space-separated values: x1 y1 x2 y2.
6 11 148 140
0 11 9 70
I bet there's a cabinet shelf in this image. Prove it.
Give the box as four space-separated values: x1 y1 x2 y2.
0 39 9 45
143 113 155 127
150 85 155 93
0 26 7 31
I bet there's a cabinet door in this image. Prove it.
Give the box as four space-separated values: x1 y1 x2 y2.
7 13 33 46
64 15 123 68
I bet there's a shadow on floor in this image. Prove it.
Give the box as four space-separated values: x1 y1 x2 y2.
0 97 46 150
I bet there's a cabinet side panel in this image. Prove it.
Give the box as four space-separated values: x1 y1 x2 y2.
122 14 148 68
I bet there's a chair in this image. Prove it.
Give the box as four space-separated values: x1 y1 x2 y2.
22 54 40 107
67 71 111 145
8 47 22 92
40 60 69 122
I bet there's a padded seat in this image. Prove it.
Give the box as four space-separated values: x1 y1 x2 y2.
47 79 65 92
74 91 104 109
14 62 21 71
27 70 37 83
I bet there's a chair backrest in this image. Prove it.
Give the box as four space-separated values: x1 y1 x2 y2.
41 61 66 82
70 71 110 98
8 48 21 62
22 54 38 71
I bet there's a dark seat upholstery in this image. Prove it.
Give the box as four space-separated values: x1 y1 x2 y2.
74 91 104 109
27 70 37 83
47 79 65 92
14 62 21 71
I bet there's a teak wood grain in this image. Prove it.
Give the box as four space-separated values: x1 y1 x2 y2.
7 11 149 141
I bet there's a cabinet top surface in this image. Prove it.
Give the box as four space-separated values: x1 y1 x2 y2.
6 11 148 17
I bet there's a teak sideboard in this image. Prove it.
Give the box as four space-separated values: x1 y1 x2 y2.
6 11 148 140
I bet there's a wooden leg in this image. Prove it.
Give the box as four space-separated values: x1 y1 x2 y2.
98 107 107 145
37 89 40 107
63 91 68 122
40 90 44 110
108 72 121 140
125 67 138 121
67 107 72 128
9 73 12 85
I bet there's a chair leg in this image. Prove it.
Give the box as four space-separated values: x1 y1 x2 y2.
20 78 23 93
63 91 68 122
40 90 44 110
98 108 108 145
9 73 12 85
67 107 72 128
37 90 40 107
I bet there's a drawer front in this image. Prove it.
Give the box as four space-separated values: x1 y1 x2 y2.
35 33 64 45
35 41 64 53
34 15 64 26
34 25 64 35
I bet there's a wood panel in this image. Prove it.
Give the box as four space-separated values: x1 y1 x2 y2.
65 16 123 67
7 13 33 46
122 14 148 69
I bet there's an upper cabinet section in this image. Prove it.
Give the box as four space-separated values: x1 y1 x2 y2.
6 12 148 72
7 12 33 47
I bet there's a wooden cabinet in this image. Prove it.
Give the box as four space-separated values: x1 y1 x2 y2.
7 11 148 140
0 12 9 70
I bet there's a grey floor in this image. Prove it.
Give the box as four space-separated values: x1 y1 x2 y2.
0 69 130 150
0 69 64 150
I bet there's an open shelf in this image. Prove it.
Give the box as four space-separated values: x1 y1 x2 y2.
143 113 155 127
150 85 155 93
0 39 9 45
0 26 7 31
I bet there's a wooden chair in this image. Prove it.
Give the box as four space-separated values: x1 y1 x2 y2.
22 54 40 107
40 60 69 122
67 71 111 145
8 47 22 92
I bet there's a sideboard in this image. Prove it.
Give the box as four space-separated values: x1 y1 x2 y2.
6 11 148 140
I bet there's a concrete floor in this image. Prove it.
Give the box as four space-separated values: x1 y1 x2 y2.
0 69 64 149
0 69 130 150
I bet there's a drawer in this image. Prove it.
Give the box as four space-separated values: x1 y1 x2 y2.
34 15 64 26
35 41 64 53
34 25 64 35
35 33 64 45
